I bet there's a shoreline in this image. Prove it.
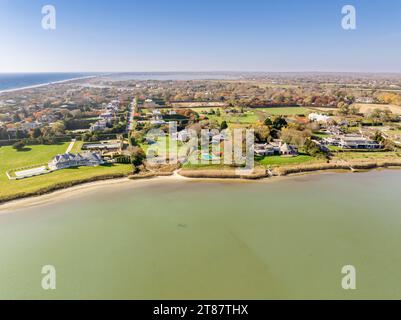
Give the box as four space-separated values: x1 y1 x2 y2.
1 162 401 212
0 75 98 95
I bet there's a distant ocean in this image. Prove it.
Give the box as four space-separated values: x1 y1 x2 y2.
0 72 245 92
0 73 95 92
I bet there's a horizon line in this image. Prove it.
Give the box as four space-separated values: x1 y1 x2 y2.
2 70 401 75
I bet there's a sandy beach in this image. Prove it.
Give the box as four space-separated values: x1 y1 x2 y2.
0 168 345 213
0 174 191 213
0 75 98 95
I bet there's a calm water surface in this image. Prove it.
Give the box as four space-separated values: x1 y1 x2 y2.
0 170 400 299
0 73 93 91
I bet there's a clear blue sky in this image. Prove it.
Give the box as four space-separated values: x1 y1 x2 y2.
1 0 401 73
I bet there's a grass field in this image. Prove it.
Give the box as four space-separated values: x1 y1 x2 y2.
255 107 312 116
205 111 261 126
0 143 131 200
257 154 317 167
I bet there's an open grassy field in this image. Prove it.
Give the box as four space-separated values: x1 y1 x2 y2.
257 154 318 167
0 144 131 201
204 111 261 126
255 107 312 116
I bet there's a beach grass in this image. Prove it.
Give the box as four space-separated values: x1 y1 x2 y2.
332 151 400 161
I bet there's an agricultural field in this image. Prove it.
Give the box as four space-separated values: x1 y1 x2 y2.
0 143 131 200
353 103 401 115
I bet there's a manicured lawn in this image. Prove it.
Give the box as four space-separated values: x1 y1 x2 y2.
256 107 311 116
0 144 131 200
206 111 260 126
0 143 70 173
140 136 186 159
257 154 317 167
227 113 259 124
313 132 331 139
328 145 342 151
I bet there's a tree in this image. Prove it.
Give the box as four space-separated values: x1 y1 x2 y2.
130 146 146 172
51 121 65 135
304 138 325 157
254 125 271 143
272 116 287 130
12 140 26 151
264 117 273 126
32 127 42 139
280 128 310 147
373 131 385 143
220 120 228 130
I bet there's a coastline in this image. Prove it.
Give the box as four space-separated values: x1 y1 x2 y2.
1 161 401 212
0 75 98 95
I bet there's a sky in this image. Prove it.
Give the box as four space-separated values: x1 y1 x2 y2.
1 0 401 73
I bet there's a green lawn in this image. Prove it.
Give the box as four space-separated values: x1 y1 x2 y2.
205 112 260 126
0 143 69 172
256 107 311 116
0 144 131 201
313 132 331 139
257 154 317 167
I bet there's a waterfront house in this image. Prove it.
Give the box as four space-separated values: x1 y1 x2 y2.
90 120 108 132
211 134 225 145
253 143 275 156
308 113 331 123
338 134 382 149
82 140 123 153
178 129 190 142
48 152 104 170
280 143 298 156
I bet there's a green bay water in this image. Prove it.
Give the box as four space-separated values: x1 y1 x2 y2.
0 170 400 299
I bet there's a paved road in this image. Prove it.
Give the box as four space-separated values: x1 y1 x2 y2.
127 99 137 133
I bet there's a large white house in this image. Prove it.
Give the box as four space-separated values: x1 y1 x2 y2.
322 134 382 149
308 113 331 123
48 152 104 170
338 135 382 149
